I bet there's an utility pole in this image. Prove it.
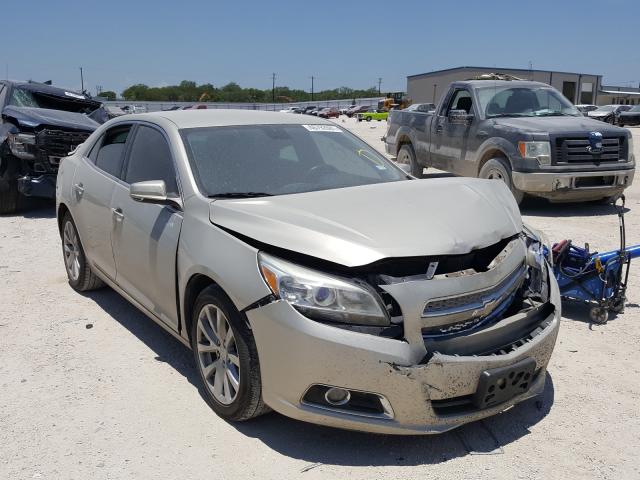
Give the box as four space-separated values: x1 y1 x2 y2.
80 67 84 93
378 77 382 96
310 76 315 101
271 73 276 103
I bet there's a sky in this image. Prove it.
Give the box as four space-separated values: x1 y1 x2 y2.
3 0 639 97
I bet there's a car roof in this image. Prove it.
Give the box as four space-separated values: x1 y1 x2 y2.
131 109 336 128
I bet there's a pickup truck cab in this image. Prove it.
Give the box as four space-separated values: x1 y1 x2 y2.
385 80 635 203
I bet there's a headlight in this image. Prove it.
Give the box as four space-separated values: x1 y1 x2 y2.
628 135 635 163
522 227 551 301
518 141 551 165
8 133 37 160
258 252 389 326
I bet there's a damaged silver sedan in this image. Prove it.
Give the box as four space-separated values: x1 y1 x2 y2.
56 110 560 434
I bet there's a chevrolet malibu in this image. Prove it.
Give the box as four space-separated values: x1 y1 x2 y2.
56 110 560 434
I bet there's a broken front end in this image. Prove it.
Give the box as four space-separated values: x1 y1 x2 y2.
247 230 560 434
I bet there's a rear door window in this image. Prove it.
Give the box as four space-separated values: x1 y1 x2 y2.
94 125 132 179
124 125 179 195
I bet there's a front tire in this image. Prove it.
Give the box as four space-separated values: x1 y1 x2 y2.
479 158 524 205
61 213 105 292
191 286 268 421
0 154 20 214
397 144 424 178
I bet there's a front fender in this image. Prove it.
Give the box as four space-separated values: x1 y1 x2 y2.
476 137 521 173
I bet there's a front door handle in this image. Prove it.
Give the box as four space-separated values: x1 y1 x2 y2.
112 208 124 222
73 183 84 197
435 124 443 134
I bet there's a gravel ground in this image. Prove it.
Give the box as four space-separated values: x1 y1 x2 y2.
1 118 639 480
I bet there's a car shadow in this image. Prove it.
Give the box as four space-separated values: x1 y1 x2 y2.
560 300 629 326
85 287 555 467
520 196 627 217
0 198 55 219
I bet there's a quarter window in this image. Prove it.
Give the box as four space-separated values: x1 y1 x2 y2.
94 125 131 178
125 126 178 195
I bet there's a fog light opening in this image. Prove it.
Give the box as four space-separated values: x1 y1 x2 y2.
324 387 351 406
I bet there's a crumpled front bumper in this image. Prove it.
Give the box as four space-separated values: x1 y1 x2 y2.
246 268 561 435
17 174 56 199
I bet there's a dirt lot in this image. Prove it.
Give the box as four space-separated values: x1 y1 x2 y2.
1 119 639 480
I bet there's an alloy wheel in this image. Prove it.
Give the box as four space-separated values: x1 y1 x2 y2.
63 221 81 282
196 304 241 405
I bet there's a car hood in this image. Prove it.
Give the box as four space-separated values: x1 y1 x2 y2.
493 115 622 134
587 111 610 117
209 178 522 267
1 106 100 131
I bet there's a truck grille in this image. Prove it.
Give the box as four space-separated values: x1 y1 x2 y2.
553 136 626 164
35 129 91 172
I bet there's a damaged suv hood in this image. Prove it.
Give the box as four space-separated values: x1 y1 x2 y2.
210 178 522 267
2 106 99 132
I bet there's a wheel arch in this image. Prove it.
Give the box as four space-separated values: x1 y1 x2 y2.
57 202 70 236
183 273 223 342
477 148 510 176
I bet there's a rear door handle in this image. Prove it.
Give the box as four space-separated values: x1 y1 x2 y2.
112 208 124 222
73 183 84 197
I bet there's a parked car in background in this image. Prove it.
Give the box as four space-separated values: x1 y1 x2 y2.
163 105 182 111
588 105 632 124
122 105 147 114
404 103 436 113
317 107 339 118
340 106 353 115
309 107 324 116
105 106 127 118
279 107 298 113
183 104 208 110
575 104 598 115
618 105 640 127
346 105 370 117
0 80 102 213
56 109 560 434
302 106 317 115
385 80 635 204
357 109 388 122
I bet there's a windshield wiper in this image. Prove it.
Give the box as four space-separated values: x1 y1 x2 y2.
208 192 274 199
487 113 531 118
535 111 571 117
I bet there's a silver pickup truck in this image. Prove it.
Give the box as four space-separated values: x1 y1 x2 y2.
384 80 635 203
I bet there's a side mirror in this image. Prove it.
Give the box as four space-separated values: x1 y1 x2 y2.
129 180 168 203
448 109 474 125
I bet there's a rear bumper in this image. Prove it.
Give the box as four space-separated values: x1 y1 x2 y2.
247 273 561 435
17 174 56 199
512 168 634 201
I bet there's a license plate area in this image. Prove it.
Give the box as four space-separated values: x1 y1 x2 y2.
472 357 536 409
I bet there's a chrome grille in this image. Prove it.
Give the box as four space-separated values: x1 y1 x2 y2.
553 136 625 164
422 264 526 319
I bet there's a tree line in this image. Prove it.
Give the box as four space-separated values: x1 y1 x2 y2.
105 80 380 103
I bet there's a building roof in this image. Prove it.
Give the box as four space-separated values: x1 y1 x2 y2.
600 89 640 96
130 109 334 129
408 66 601 79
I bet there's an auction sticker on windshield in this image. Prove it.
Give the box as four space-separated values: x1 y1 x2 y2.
302 124 342 132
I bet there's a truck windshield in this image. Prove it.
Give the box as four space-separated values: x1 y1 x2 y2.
181 124 408 197
9 87 99 114
477 86 580 118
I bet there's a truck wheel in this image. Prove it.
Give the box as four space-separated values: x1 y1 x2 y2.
0 154 20 214
366 116 372 122
479 158 524 205
191 285 270 421
397 144 424 178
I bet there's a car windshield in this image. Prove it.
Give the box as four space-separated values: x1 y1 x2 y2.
181 124 408 197
477 85 581 118
628 105 640 112
8 86 99 114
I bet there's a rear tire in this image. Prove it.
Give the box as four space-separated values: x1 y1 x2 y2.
0 154 20 214
479 158 524 205
61 213 105 292
397 144 424 178
191 285 269 421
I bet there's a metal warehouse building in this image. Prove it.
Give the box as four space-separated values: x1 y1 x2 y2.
408 66 602 106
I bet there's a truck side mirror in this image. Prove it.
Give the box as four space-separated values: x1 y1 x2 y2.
448 109 474 125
